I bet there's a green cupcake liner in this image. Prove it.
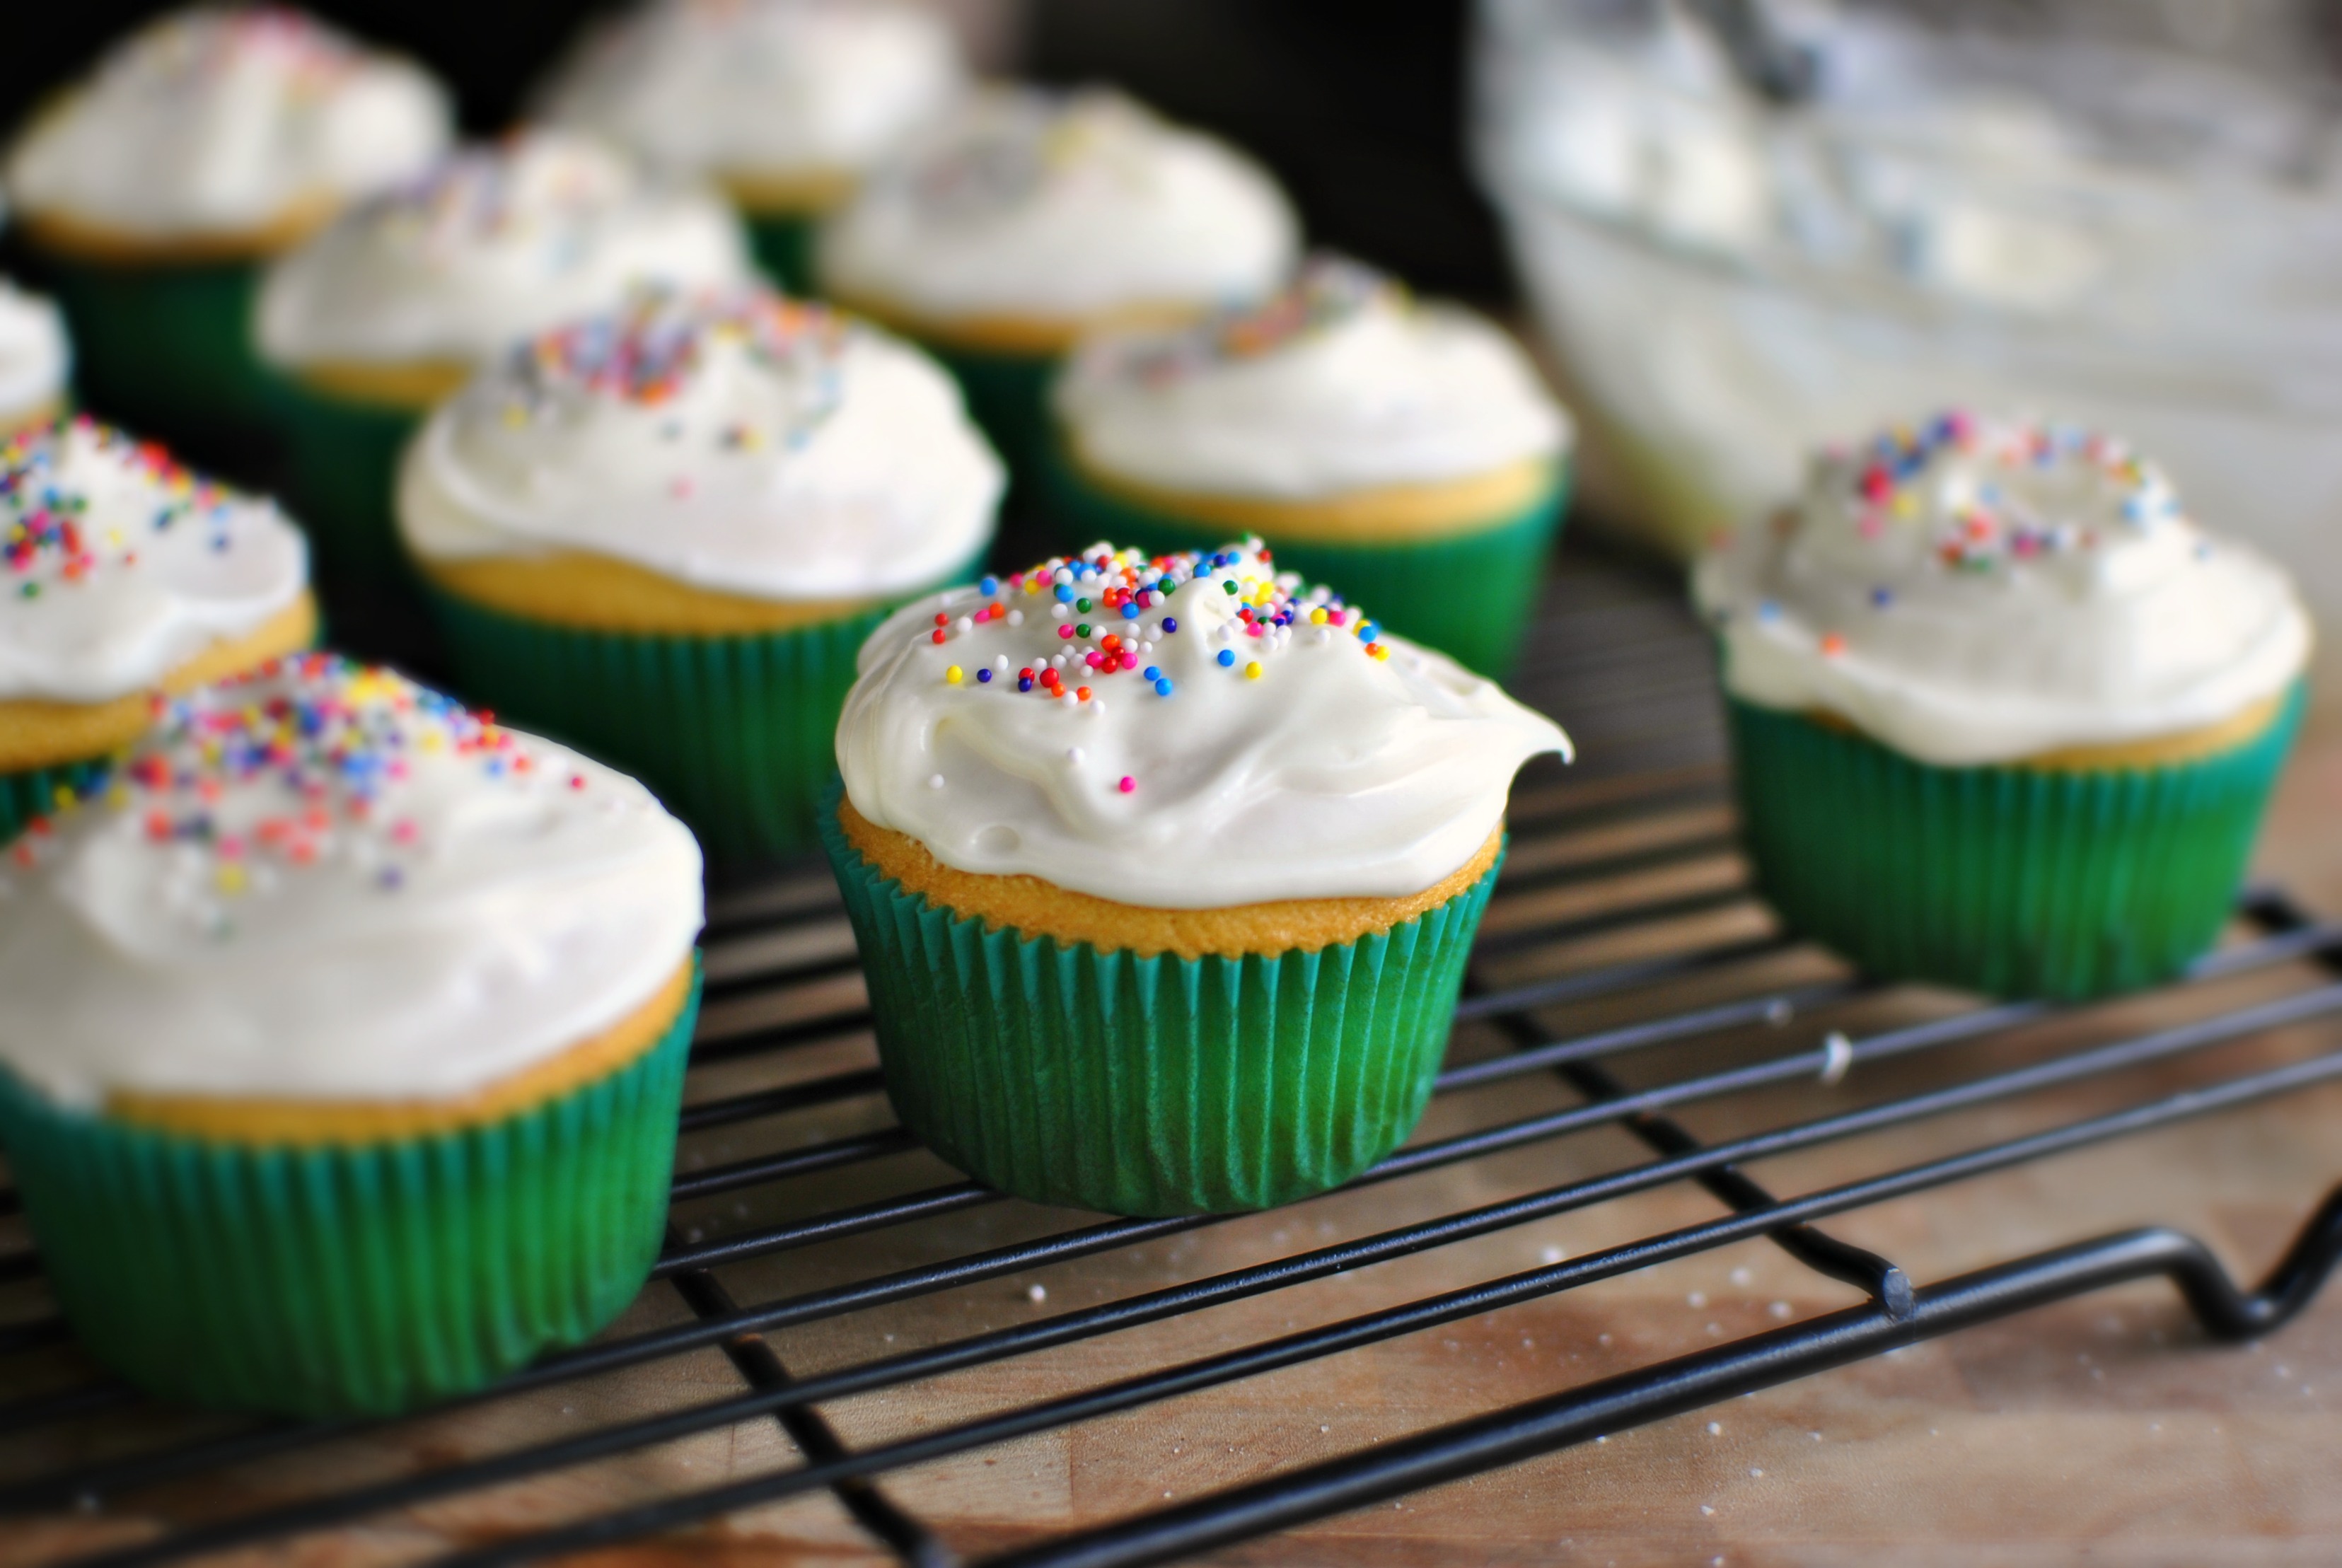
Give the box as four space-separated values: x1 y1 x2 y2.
819 779 1500 1216
747 211 820 295
260 366 426 590
0 963 700 1417
423 585 912 867
1727 685 2306 999
33 248 279 451
0 756 110 847
1040 443 1570 680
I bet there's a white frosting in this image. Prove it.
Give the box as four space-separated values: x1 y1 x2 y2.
0 283 69 424
1692 413 2314 766
398 286 1002 601
538 0 963 184
0 657 705 1109
837 540 1571 907
816 88 1300 325
0 419 308 704
1055 256 1572 497
5 7 451 239
255 130 753 369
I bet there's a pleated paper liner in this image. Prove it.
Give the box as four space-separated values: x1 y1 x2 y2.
0 756 108 848
1040 443 1570 680
260 367 424 589
34 251 279 451
424 583 914 867
819 780 1501 1216
0 964 700 1418
1727 685 2306 999
748 212 820 294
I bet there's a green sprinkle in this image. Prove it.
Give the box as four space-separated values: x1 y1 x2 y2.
1075 598 1092 613
1075 623 1091 638
18 582 37 599
1222 580 1238 595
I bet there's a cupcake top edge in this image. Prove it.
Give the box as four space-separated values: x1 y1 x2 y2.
835 539 1572 910
815 86 1300 328
1691 410 2314 766
255 129 754 371
0 417 309 706
398 283 1002 603
0 282 70 425
1054 254 1574 499
537 0 966 187
0 653 705 1110
5 6 453 243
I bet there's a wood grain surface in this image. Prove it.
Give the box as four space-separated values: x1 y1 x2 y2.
6 545 2341 1568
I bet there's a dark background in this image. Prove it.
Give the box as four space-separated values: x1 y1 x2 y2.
0 0 1514 302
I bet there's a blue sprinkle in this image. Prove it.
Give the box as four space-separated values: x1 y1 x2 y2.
1018 678 1034 692
976 668 993 683
378 867 404 890
1121 603 1139 619
1217 649 1236 668
1161 617 1178 634
1143 666 1161 681
1357 623 1377 641
978 575 999 596
1870 587 1893 608
1757 600 1782 621
1154 678 1174 697
1055 583 1074 602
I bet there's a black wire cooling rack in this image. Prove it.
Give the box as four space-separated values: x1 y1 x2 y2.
4 543 2341 1567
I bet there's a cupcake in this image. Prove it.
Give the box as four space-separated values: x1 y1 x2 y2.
400 283 1002 866
4 7 450 448
1049 256 1575 678
0 416 316 844
827 540 1570 1216
537 0 964 291
0 655 704 1416
255 130 753 591
0 280 69 435
1694 412 2314 999
816 88 1298 500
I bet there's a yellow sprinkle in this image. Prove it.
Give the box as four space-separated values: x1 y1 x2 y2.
51 784 74 811
216 863 247 896
1373 644 1391 661
1893 493 1918 519
106 784 130 810
945 665 963 685
1309 607 1328 625
1244 661 1263 680
502 405 528 427
419 731 444 752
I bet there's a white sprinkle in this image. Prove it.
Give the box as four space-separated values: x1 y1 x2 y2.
1821 1031 1855 1085
1749 1468 1763 1478
1068 748 1085 764
1026 1284 1047 1303
1051 654 1067 668
1706 1422 1722 1436
1594 1435 1607 1445
1086 697 1105 716
1007 609 1024 627
1539 1245 1566 1265
1688 1291 1708 1309
927 774 945 790
1598 1333 1613 1347
1729 1267 1753 1287
1320 1425 1330 1433
1769 1301 1793 1320
955 616 973 634
1053 568 1074 584
1052 603 1070 620
1700 1504 1715 1516
995 654 1009 670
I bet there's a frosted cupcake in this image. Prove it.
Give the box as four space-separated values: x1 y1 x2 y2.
255 129 754 585
0 281 70 435
1695 412 2313 999
537 0 964 291
816 88 1298 493
0 417 316 843
400 284 1001 864
1050 257 1574 678
828 540 1570 1216
4 8 450 445
0 655 704 1416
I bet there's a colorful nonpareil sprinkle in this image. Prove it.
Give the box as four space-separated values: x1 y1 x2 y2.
0 417 253 593
1113 255 1398 388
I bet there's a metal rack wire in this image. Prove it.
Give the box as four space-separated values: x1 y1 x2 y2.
3 546 2340 1567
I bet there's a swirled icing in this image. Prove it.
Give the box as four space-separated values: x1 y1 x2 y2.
1692 412 2314 765
398 285 1002 601
0 283 69 425
0 419 308 704
816 88 1299 326
1055 255 1572 497
4 7 451 239
255 129 753 369
538 0 963 185
0 655 704 1108
837 540 1571 907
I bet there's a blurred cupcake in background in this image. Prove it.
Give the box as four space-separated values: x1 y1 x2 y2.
0 417 316 843
0 655 704 1416
537 0 965 292
1048 256 1573 678
0 281 69 435
1695 412 2314 999
816 87 1298 505
4 7 450 449
399 283 1001 865
255 130 753 593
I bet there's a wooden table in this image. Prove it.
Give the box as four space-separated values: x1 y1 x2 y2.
8 542 2341 1568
